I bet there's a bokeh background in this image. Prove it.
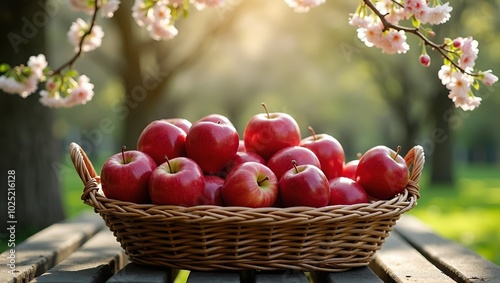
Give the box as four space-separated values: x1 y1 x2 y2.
1 0 499 265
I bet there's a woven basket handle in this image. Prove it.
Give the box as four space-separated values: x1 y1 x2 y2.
405 145 425 184
69 142 98 187
403 145 425 200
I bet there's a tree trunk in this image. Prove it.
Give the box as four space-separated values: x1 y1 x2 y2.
0 0 65 233
113 1 174 147
429 88 455 184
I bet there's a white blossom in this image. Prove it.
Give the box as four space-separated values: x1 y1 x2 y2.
68 18 104 52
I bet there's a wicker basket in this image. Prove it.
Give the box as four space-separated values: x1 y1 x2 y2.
70 142 424 272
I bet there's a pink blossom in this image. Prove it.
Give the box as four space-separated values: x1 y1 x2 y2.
132 0 152 27
349 14 372 29
40 75 94 108
68 18 104 52
438 65 452 85
424 3 452 25
480 70 498 86
100 0 121 18
283 0 325 13
404 0 428 17
0 75 38 98
384 29 410 54
28 54 48 79
69 0 120 18
148 21 179 41
445 72 480 110
192 0 226 11
39 90 67 108
152 3 172 22
69 0 94 14
458 37 479 70
419 54 431 67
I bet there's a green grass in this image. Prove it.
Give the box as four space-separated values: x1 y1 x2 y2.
409 164 500 265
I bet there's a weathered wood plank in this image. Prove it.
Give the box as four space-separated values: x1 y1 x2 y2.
107 262 177 283
395 215 500 283
0 212 104 283
187 271 240 283
370 229 455 283
30 229 127 283
311 267 383 283
255 270 309 282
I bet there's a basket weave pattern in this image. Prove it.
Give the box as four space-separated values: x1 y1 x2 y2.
70 142 424 272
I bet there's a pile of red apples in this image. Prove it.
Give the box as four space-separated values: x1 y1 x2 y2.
100 104 410 208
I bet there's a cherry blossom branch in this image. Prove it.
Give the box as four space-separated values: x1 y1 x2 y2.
362 0 473 76
52 2 101 75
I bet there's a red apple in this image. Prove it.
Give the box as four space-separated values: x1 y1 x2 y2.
267 146 321 181
237 140 246 152
222 162 278 207
137 120 187 165
278 161 330 208
328 177 369 205
149 157 205 206
185 115 239 174
300 126 345 180
355 145 409 200
342 159 359 181
201 175 225 206
197 113 233 126
100 146 156 203
243 103 301 161
225 151 266 175
161 118 192 134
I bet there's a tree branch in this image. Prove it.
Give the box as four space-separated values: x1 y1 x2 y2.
362 0 474 76
52 2 100 75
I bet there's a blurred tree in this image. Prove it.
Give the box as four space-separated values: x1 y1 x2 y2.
0 0 65 232
111 0 252 147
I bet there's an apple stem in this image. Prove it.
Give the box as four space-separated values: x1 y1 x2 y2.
261 102 270 119
121 145 127 164
292 160 299 174
257 176 270 186
308 126 317 141
164 155 172 172
394 146 402 161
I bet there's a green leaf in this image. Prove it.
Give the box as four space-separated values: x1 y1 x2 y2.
472 79 480 91
411 16 421 28
65 69 79 78
0 63 11 73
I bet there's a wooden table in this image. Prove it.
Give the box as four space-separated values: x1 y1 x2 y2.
1 212 499 283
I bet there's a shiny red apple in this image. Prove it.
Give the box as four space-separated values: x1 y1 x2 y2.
328 177 369 205
300 126 345 180
278 161 330 208
243 103 301 161
100 146 156 203
342 159 359 181
267 146 321 181
222 162 278 207
137 120 187 165
201 175 225 206
161 118 192 134
149 157 205 206
224 151 266 175
197 113 233 125
355 145 409 200
185 115 239 174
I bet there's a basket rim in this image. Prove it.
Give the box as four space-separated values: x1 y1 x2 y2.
69 142 424 215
